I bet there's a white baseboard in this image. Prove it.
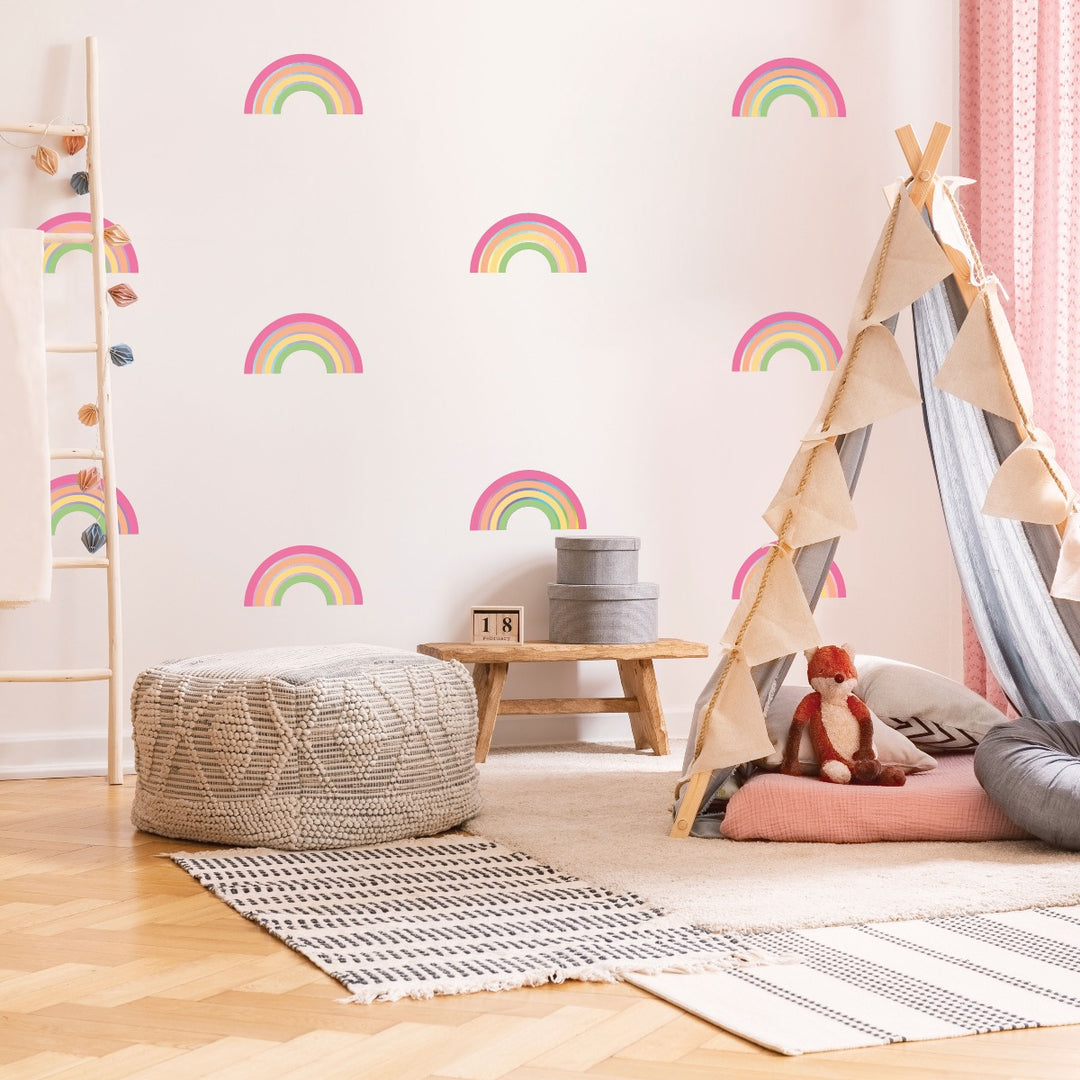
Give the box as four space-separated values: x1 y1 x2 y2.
0 710 693 779
0 733 134 780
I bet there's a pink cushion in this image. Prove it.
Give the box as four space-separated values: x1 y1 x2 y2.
720 754 1030 843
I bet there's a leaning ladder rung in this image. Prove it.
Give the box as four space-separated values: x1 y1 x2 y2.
0 668 112 683
53 557 109 569
47 342 99 353
42 231 94 244
0 121 89 137
50 448 104 460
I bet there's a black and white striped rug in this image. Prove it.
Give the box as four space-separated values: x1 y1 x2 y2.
170 835 769 1003
629 905 1080 1054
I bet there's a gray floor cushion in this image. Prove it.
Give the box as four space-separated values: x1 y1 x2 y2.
974 715 1080 850
131 643 480 849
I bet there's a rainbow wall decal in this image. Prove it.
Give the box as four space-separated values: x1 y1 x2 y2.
49 475 139 535
732 312 843 372
819 561 847 599
244 545 362 606
244 313 362 374
732 58 846 118
39 213 139 274
470 470 586 531
470 213 587 274
244 54 362 115
731 545 846 600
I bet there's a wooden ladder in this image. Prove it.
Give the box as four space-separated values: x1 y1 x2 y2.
0 37 126 784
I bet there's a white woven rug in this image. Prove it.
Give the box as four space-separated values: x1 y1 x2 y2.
629 905 1080 1055
170 835 773 1003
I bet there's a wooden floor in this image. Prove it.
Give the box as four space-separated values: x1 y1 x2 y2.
2 782 1080 1080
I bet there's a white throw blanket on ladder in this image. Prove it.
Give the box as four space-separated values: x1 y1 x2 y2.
0 228 51 606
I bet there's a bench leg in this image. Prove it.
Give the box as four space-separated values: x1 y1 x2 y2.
617 659 651 751
617 658 669 755
472 662 508 762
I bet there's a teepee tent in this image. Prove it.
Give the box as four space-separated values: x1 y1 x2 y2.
672 124 1080 838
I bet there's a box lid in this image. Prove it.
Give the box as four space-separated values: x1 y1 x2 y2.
554 535 640 552
547 582 658 601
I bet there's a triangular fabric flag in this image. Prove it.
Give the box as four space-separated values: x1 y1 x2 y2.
721 547 821 668
851 190 954 325
1052 509 1080 602
807 322 921 438
934 288 1035 424
983 430 1073 525
763 439 857 548
684 654 776 778
930 178 979 289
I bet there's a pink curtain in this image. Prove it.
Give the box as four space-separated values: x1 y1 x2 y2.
958 0 1080 704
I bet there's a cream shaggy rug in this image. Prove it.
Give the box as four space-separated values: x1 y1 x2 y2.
466 742 1080 933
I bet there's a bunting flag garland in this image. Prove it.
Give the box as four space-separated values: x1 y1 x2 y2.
808 322 922 437
762 439 857 549
685 655 776 778
934 286 1035 424
983 429 1073 525
851 190 954 325
928 183 1080 595
688 186 928 785
720 547 821 669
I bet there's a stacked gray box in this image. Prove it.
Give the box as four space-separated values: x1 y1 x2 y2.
548 536 658 644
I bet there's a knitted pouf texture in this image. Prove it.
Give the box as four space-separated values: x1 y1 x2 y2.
130 644 481 849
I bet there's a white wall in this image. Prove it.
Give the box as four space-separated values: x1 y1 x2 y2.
0 1 960 777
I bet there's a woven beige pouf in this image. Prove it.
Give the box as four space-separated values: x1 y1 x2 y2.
130 644 480 849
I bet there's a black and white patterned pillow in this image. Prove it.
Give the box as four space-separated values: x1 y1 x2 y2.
855 654 1008 753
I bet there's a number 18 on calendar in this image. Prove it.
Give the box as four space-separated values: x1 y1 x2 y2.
470 606 525 644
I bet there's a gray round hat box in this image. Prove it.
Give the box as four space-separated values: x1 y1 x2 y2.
555 535 640 584
548 582 659 644
549 536 658 644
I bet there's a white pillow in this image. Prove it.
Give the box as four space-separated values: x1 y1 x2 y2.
759 685 936 775
855 654 1008 752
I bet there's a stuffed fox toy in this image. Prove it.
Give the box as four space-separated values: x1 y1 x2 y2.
781 644 905 786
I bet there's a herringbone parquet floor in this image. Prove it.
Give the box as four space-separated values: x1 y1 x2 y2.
3 777 1080 1079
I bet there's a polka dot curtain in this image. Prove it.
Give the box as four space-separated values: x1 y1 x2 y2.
959 0 1080 703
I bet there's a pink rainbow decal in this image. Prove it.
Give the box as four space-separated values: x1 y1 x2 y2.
470 470 586 531
244 545 362 606
244 54 362 115
244 313 363 374
470 213 587 273
732 312 843 372
731 545 845 599
732 58 846 118
49 474 139 535
820 561 847 599
38 212 139 274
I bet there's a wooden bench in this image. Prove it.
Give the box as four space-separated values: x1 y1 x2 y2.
415 638 709 761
